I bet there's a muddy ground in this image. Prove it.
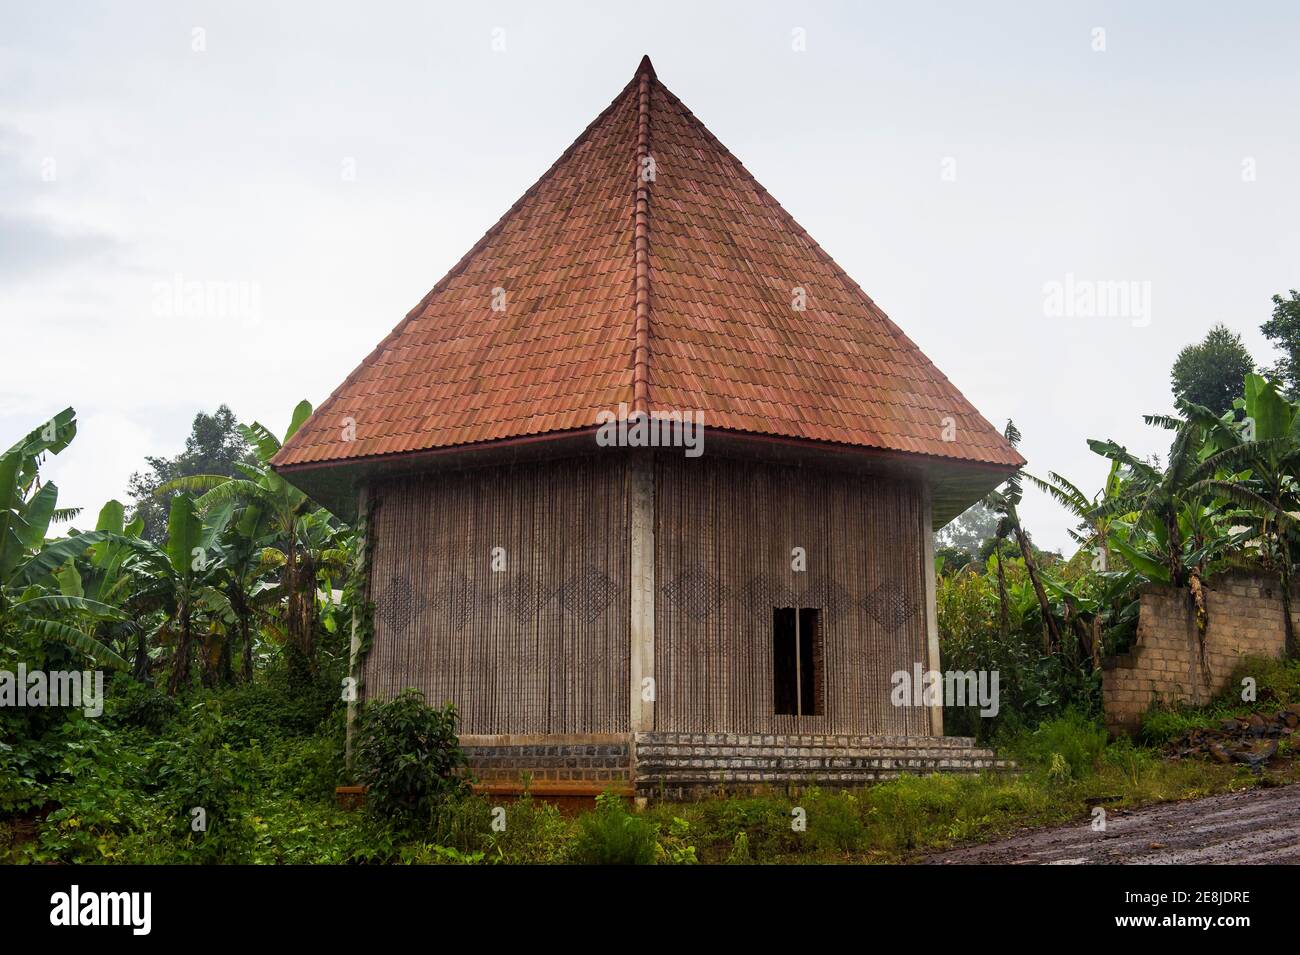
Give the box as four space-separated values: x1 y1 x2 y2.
923 782 1300 864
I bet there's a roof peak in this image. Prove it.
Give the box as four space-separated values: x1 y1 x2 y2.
271 63 1024 485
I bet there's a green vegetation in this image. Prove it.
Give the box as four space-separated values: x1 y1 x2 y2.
5 291 1300 863
355 690 468 829
6 675 1287 864
1170 323 1255 416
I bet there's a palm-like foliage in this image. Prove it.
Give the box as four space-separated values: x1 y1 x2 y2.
160 400 339 671
123 493 227 693
1082 385 1299 661
983 421 1063 653
1181 375 1300 655
0 411 128 669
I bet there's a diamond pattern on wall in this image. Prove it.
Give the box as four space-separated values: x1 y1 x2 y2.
494 577 541 624
378 575 417 634
864 583 918 632
801 579 856 620
660 568 727 621
557 567 621 624
736 575 798 617
428 577 475 629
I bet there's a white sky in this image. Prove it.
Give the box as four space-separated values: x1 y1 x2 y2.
2 1 1298 551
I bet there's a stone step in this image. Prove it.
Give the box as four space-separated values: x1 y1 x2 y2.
636 756 1012 771
636 745 1001 761
637 769 1002 785
634 732 979 749
631 732 1015 796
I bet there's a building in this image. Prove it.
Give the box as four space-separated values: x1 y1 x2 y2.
271 57 1022 799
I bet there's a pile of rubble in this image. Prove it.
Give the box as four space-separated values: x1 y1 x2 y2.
1167 704 1300 771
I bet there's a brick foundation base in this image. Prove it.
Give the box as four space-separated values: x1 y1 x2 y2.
634 732 1011 799
461 734 634 797
460 731 1011 801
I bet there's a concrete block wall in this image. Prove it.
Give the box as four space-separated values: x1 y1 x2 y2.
1102 574 1295 733
460 734 633 796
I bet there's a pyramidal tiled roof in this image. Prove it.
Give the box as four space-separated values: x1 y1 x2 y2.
272 56 1023 472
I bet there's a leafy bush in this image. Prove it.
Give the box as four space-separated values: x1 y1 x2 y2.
690 795 799 860
484 793 569 864
805 789 867 854
197 666 341 744
937 559 1103 741
355 690 469 829
1008 709 1108 780
569 791 658 865
108 679 179 733
151 702 258 863
654 815 699 864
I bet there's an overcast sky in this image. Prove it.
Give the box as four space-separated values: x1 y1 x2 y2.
3 1 1298 551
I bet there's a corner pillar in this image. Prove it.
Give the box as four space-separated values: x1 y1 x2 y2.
629 453 656 732
345 483 369 773
921 481 943 736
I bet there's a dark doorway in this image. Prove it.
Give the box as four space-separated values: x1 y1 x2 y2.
773 607 821 716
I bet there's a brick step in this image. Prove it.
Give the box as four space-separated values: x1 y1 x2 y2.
632 733 1014 796
635 733 979 749
636 756 1011 771
637 769 999 785
636 745 1001 761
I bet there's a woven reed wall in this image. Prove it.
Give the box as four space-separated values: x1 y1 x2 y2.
363 455 631 734
653 454 929 735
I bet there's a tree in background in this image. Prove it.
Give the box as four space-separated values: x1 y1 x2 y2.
128 406 254 543
1260 290 1300 397
1169 323 1255 415
936 501 999 551
982 422 1062 652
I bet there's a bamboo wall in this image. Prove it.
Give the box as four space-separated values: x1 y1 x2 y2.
653 454 930 735
362 450 930 737
363 455 631 734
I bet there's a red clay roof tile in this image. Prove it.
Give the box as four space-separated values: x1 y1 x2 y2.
272 57 1022 472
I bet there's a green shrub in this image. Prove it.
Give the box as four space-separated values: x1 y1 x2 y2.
805 790 867 854
569 791 658 865
355 690 469 830
107 679 179 733
484 793 570 864
654 815 699 864
1225 656 1300 706
724 830 752 864
151 702 257 863
1009 709 1108 780
692 795 798 860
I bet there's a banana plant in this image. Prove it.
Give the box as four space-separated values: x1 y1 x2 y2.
983 421 1062 653
1182 375 1300 656
0 410 127 669
74 500 152 677
123 493 226 693
159 400 338 671
1088 394 1262 660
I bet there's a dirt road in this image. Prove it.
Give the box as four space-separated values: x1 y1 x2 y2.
923 783 1300 864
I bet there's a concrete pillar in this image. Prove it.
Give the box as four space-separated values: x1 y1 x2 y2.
629 453 655 732
345 483 368 773
921 481 944 736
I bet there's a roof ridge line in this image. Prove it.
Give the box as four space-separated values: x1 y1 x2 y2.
631 61 653 415
273 73 643 464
